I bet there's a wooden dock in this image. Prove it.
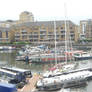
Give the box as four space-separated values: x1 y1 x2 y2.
18 73 40 92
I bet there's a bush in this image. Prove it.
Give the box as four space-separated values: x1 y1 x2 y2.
0 42 10 44
13 42 31 44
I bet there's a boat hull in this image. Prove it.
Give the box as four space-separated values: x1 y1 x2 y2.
64 80 87 88
36 68 92 91
75 56 92 61
36 80 87 91
36 83 62 91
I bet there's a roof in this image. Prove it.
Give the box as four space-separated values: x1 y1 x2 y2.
3 67 31 72
0 68 18 75
9 67 31 72
12 20 76 28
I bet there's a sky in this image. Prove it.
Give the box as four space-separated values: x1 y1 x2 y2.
0 0 92 24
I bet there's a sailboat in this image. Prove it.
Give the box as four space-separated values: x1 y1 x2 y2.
41 19 77 78
36 3 90 92
36 67 91 91
42 3 78 78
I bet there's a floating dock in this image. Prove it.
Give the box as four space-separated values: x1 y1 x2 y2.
18 73 40 92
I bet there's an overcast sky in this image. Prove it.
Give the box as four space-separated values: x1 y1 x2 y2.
0 0 92 24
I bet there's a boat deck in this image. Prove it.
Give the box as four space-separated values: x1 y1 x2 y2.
18 73 40 92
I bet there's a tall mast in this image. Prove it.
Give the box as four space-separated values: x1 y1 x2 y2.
64 3 68 63
54 21 57 65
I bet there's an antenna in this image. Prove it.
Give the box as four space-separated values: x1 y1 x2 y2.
54 21 57 65
64 2 68 63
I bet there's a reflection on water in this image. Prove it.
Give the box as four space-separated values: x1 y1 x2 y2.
57 87 86 92
0 50 55 73
0 50 92 92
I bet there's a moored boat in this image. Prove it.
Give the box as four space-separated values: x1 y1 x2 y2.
0 46 16 50
74 51 92 61
1 66 32 78
36 68 92 91
0 82 17 92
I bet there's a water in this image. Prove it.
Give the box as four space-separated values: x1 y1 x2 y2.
0 50 92 92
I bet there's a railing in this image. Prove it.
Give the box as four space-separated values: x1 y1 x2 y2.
0 38 9 40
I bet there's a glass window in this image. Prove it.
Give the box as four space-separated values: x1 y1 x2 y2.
21 29 27 34
0 31 2 38
6 31 8 38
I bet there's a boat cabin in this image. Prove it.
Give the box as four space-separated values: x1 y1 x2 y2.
0 68 24 83
1 67 32 78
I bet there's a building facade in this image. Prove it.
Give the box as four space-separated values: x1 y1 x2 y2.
0 27 14 43
80 20 87 40
19 11 34 23
0 11 80 44
80 19 92 40
11 20 78 45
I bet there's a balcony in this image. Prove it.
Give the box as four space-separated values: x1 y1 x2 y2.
40 29 46 32
15 34 20 36
61 33 65 36
0 38 9 40
22 34 28 36
48 34 54 36
29 34 38 36
15 38 20 40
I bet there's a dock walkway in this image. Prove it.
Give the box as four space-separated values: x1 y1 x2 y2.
18 73 40 92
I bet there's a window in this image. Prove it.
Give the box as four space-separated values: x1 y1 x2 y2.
40 31 46 34
22 36 27 39
31 27 38 30
34 35 38 38
61 30 65 34
15 36 20 39
70 27 73 29
21 29 27 34
61 27 63 29
61 35 65 38
40 29 46 33
6 31 8 38
0 31 2 38
29 35 33 38
56 27 58 30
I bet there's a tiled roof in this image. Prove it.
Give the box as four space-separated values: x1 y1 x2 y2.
12 20 75 28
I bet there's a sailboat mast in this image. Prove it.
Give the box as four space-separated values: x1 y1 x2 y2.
54 21 57 65
64 3 68 63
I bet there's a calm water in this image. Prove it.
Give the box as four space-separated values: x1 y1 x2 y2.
0 50 92 92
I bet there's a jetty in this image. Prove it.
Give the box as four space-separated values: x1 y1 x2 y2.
18 73 40 92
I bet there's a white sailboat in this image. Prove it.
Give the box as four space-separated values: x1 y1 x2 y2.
56 3 75 72
42 4 76 77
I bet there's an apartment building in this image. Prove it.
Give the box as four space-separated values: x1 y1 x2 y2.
0 11 79 44
12 20 78 45
86 20 92 40
19 11 34 23
80 19 92 40
0 27 14 43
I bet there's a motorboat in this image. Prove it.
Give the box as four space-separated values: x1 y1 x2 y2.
74 51 92 61
36 68 92 91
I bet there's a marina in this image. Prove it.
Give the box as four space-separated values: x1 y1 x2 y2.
0 0 92 91
0 50 92 92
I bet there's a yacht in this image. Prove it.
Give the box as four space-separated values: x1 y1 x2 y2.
36 68 92 91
